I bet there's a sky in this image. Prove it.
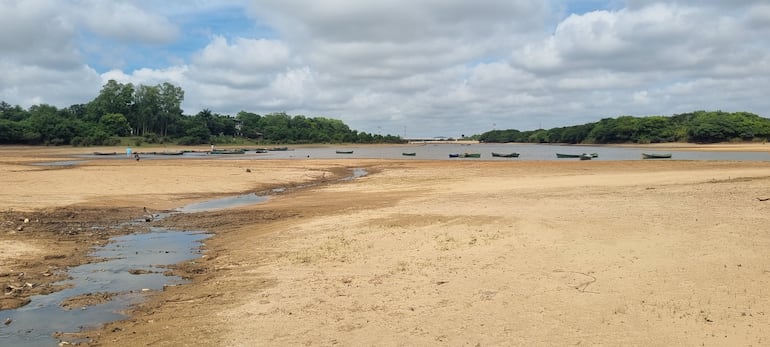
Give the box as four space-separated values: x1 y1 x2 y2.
1 0 769 138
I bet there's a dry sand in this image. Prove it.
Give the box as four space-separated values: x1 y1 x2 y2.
1 144 770 346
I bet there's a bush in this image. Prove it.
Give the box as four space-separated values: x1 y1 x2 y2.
143 133 160 144
177 136 206 145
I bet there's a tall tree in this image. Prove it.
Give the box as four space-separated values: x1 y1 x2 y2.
158 82 184 137
87 80 135 123
133 85 160 136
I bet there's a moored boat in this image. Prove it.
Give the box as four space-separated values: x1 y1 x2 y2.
556 153 581 158
579 153 592 160
642 153 672 159
460 153 481 158
335 150 354 154
448 153 460 158
210 149 245 155
402 152 416 156
93 151 118 156
154 151 184 156
491 152 519 158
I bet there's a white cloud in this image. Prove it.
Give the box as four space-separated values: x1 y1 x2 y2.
76 0 179 43
2 0 770 137
187 36 292 88
193 36 290 70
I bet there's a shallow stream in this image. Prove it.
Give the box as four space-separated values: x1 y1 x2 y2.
0 229 210 346
0 168 367 346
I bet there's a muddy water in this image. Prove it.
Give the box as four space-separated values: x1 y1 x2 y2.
0 229 210 346
176 193 269 213
31 160 86 167
0 168 367 346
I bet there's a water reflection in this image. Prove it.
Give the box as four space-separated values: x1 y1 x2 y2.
0 229 209 346
176 193 269 213
68 144 770 161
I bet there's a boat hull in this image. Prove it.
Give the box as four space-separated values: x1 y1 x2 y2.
642 153 672 159
210 150 245 155
491 152 519 158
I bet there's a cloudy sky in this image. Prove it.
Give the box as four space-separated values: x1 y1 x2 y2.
1 0 769 137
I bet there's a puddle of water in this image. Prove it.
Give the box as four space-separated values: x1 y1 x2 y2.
0 168 366 345
176 193 269 213
340 168 368 181
352 168 367 178
31 160 86 167
0 228 210 346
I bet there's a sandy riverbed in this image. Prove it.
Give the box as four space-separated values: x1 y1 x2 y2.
1 144 770 346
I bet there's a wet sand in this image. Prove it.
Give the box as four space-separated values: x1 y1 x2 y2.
1 144 770 346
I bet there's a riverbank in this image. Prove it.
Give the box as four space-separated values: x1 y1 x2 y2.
1 146 770 346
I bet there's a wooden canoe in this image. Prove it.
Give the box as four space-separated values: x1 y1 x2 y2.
642 153 672 159
210 150 245 155
491 152 519 158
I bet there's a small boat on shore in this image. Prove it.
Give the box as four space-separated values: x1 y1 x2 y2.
556 153 581 158
491 152 519 158
336 150 354 154
460 153 481 158
210 149 245 155
642 153 672 159
154 151 184 156
402 152 416 156
93 151 118 156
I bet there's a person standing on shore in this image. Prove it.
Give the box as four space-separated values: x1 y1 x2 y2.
126 146 132 158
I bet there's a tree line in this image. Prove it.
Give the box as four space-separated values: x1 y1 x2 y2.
0 80 404 146
479 111 770 144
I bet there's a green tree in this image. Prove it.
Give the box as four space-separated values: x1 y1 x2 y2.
157 82 184 137
100 113 131 136
87 80 135 123
236 111 262 138
133 85 160 136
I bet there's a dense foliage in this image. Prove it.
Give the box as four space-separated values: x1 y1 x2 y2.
479 111 770 144
0 80 404 146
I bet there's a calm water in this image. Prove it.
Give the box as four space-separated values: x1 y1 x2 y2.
176 193 269 213
0 168 369 346
274 143 770 161
0 229 210 347
79 144 770 161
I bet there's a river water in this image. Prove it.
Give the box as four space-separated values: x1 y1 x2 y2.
87 143 770 161
0 168 369 346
